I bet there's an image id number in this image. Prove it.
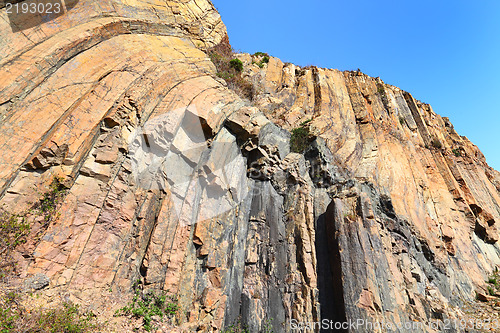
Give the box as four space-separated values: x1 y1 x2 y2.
6 2 62 15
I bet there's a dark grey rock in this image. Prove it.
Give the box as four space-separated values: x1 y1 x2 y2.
258 122 291 159
25 273 50 291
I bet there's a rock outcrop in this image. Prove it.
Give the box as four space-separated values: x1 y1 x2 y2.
1 1 500 332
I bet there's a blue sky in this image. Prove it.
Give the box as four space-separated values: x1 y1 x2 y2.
212 0 500 171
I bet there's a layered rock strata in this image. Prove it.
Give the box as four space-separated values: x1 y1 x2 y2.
1 1 500 332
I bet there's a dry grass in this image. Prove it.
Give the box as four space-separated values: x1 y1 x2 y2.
430 137 443 149
0 176 96 331
206 35 254 101
0 290 101 332
0 177 67 281
0 212 30 280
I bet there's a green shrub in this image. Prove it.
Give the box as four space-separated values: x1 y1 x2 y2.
487 271 500 287
485 271 500 298
253 52 269 57
38 177 66 222
452 148 461 157
290 126 313 154
116 281 178 331
207 41 254 100
0 176 67 280
0 213 30 279
263 319 274 333
0 213 29 251
229 58 243 72
0 292 19 332
252 52 270 68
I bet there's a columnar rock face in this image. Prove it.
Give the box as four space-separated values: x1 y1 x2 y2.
1 1 500 332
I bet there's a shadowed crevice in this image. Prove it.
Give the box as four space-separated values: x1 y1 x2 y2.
316 200 347 332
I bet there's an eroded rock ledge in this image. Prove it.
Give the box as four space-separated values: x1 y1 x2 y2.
1 1 500 332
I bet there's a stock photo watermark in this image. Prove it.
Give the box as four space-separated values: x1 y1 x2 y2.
3 0 79 32
289 318 500 331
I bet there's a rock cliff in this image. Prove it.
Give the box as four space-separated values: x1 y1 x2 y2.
1 1 500 332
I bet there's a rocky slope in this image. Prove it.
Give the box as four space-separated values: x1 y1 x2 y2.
1 1 500 332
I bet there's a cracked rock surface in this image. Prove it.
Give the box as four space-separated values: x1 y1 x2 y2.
1 1 500 332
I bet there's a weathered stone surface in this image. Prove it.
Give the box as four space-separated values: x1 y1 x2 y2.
1 1 500 332
24 273 50 291
242 62 500 331
258 122 291 159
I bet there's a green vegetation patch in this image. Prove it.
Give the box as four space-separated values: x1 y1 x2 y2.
207 40 254 100
38 177 66 217
34 302 99 333
290 121 314 154
0 213 30 253
115 280 178 331
253 52 268 57
0 176 67 279
229 58 243 72
252 52 270 68
487 268 500 294
0 291 99 333
0 213 30 279
399 116 405 126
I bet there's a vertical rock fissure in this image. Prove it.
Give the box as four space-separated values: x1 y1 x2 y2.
312 67 322 116
316 199 347 331
315 207 338 327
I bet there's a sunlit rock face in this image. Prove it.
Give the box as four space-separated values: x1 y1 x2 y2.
1 1 500 332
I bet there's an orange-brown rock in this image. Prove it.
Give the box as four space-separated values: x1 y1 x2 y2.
1 1 500 332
